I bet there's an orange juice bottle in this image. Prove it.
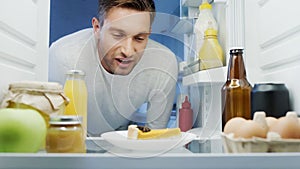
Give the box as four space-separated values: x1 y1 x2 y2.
64 70 87 134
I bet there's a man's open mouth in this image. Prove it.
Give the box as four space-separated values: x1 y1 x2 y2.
115 58 133 68
116 58 131 64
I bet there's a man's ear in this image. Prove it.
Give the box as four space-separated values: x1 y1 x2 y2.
92 17 100 39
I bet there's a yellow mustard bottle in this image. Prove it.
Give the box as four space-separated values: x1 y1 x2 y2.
199 28 224 70
64 70 88 134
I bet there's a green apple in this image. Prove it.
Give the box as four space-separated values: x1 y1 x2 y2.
0 108 47 152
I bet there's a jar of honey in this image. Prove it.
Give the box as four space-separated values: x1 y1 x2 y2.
46 115 86 153
0 81 69 127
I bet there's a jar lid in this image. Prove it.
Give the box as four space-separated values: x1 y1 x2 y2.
49 115 82 125
9 81 63 92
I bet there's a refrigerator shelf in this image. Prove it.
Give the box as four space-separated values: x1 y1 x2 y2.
182 66 226 86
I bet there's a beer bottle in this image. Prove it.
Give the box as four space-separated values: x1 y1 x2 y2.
221 48 252 130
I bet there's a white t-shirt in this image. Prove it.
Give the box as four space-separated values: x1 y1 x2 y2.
49 28 178 135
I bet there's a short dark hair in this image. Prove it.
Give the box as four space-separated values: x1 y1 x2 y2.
97 0 156 27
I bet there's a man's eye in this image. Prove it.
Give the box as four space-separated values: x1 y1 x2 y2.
134 36 146 42
112 33 125 39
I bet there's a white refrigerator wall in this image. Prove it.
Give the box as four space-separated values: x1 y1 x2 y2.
245 0 300 113
0 0 50 100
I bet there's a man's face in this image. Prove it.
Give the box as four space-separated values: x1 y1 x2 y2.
94 7 151 75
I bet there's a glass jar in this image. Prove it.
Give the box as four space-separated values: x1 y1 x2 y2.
46 115 86 153
0 81 69 127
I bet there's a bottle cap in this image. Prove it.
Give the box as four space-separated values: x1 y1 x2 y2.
200 0 212 10
229 47 244 50
181 96 191 109
66 70 86 79
66 69 85 76
204 28 218 36
229 47 244 54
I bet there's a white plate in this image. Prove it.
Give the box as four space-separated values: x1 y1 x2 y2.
101 131 197 151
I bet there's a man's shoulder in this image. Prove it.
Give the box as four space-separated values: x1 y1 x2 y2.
147 39 171 52
48 28 96 73
50 28 94 50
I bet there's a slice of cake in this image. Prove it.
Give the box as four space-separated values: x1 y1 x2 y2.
127 125 181 140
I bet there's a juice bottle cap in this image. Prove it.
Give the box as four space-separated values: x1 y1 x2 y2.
66 70 86 79
66 69 85 76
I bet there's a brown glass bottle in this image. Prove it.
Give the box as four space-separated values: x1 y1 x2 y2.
221 48 252 130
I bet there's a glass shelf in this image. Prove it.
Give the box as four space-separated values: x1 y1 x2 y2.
182 66 227 86
1 137 300 169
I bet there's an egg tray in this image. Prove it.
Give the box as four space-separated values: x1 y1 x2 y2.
221 133 300 153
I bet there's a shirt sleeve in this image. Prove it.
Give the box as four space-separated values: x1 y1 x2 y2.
144 43 178 129
48 29 92 85
146 72 177 129
48 42 68 85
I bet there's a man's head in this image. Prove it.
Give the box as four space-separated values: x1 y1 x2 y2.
92 0 156 75
97 0 156 27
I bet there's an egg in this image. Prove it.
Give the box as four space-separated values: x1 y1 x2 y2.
265 116 278 129
234 120 268 138
223 112 268 139
269 112 300 139
224 117 246 134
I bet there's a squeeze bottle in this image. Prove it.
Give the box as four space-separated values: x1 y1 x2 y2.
179 96 193 132
194 0 218 54
199 27 224 70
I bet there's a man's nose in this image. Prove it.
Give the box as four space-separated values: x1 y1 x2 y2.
120 38 135 57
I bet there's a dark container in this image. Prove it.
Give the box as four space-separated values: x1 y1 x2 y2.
251 83 290 118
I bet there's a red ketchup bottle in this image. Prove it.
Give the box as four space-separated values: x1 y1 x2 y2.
179 96 193 132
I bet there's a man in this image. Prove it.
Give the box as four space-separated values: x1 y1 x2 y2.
49 0 178 135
